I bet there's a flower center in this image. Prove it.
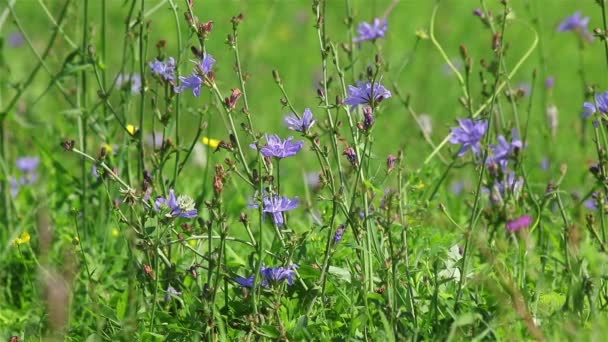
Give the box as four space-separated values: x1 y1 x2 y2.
177 195 196 211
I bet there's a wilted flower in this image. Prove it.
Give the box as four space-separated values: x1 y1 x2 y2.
517 82 532 97
285 108 315 133
149 57 176 81
343 147 358 167
353 18 387 43
449 118 488 157
546 105 559 136
236 264 299 288
558 11 593 41
582 91 608 118
418 114 433 136
155 189 198 219
344 80 391 110
225 88 242 109
250 134 303 159
115 74 142 93
262 195 299 226
506 215 532 232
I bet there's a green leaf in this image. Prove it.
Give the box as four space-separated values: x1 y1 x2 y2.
140 332 165 342
259 325 281 339
328 266 351 283
116 289 128 321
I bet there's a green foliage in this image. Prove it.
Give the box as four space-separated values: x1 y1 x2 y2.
2 0 608 340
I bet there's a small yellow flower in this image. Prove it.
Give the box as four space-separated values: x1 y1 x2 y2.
188 239 197 247
101 143 114 154
126 124 137 136
111 228 120 237
202 137 220 149
14 232 31 245
415 181 425 189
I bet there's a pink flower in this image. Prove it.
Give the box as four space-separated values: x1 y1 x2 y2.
506 215 532 232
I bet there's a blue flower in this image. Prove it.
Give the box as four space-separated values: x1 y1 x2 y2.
235 264 299 288
175 74 203 97
334 224 346 244
582 91 608 119
8 31 24 48
149 57 176 81
487 132 523 169
285 108 315 133
250 134 304 159
10 156 40 197
261 264 299 286
16 157 39 173
449 118 488 156
165 285 182 301
262 195 299 227
155 189 198 219
199 53 216 74
353 18 387 43
344 80 391 110
235 275 255 288
558 11 593 41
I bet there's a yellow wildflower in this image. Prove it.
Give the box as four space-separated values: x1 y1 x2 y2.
126 124 137 136
202 137 220 149
415 181 425 189
101 143 114 154
111 228 120 237
14 232 30 245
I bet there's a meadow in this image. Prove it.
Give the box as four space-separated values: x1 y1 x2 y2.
2 0 608 340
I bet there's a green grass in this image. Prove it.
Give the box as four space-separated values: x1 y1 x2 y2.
2 0 608 340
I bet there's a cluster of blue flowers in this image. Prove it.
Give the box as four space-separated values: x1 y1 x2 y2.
175 54 216 97
235 264 299 288
448 118 524 203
